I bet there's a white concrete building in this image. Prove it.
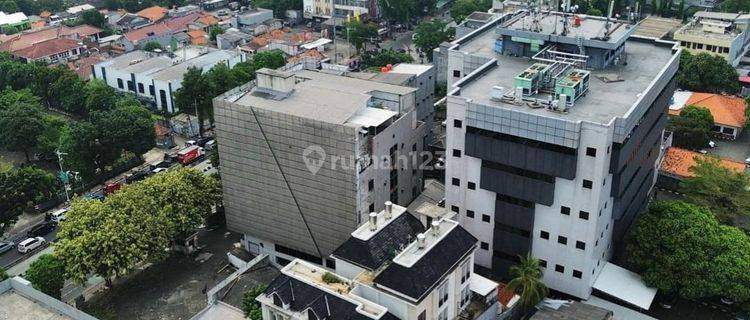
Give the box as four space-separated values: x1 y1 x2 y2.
91 47 244 113
257 204 502 320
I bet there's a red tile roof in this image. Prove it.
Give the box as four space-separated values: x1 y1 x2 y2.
670 92 748 128
13 38 82 60
660 147 746 178
136 6 168 22
0 24 101 53
124 13 204 44
188 29 207 45
68 55 105 79
67 24 103 37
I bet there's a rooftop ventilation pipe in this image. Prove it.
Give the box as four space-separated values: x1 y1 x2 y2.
417 233 426 249
369 212 378 231
384 201 393 219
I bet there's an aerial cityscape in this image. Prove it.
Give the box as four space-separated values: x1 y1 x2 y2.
0 0 749 319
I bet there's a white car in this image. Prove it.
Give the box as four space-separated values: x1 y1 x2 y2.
17 237 45 254
50 208 67 223
152 167 169 174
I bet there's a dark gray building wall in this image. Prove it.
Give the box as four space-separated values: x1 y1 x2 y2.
480 161 556 206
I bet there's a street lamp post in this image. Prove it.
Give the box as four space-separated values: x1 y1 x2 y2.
55 149 70 202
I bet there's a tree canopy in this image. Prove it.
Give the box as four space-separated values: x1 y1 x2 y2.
669 105 714 150
242 285 267 320
361 49 414 70
680 157 750 229
507 254 547 311
414 19 454 61
627 201 750 301
142 41 163 52
678 51 740 94
55 168 222 286
451 0 492 23
81 9 107 28
345 20 378 53
253 0 302 18
25 254 66 299
0 98 46 162
0 166 57 236
380 0 417 24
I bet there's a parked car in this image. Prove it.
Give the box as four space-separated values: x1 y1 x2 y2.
34 198 61 213
17 237 45 254
0 241 14 255
104 182 122 195
152 167 169 174
204 139 216 151
50 208 67 223
27 221 56 237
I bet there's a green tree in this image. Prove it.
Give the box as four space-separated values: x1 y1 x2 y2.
380 0 416 24
241 285 267 320
81 9 107 28
414 19 453 61
721 0 750 13
25 254 66 298
84 79 118 113
206 63 238 99
345 20 378 53
91 103 156 158
209 25 223 42
587 8 604 16
628 201 750 301
0 266 7 281
251 49 286 71
669 105 714 150
56 168 222 286
142 41 163 52
450 0 491 23
0 101 46 162
361 49 414 69
50 71 86 115
0 0 18 13
678 51 740 94
36 114 67 161
174 66 211 135
253 0 302 18
3 25 19 35
507 254 548 312
0 166 57 236
680 157 750 229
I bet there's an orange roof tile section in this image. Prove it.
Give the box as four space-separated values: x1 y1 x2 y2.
137 6 168 22
13 38 81 59
188 29 207 45
660 147 746 178
681 92 747 128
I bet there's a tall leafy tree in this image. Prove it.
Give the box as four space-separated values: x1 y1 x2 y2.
450 0 491 23
206 63 238 100
50 71 86 115
242 285 267 320
680 157 750 229
81 9 107 28
678 51 740 94
345 20 378 53
251 50 286 71
381 0 417 24
0 102 46 162
84 79 118 113
253 0 302 18
174 66 211 136
361 49 413 69
628 201 750 301
669 105 714 150
414 19 453 61
507 255 548 312
26 254 66 299
0 166 57 236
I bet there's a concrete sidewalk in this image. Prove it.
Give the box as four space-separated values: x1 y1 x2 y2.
7 246 53 276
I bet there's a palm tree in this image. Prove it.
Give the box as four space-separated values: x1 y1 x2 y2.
507 254 548 313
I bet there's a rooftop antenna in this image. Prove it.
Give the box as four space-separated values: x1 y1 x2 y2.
604 0 615 37
561 0 570 36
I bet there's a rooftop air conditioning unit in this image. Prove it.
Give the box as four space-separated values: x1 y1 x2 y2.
491 86 505 101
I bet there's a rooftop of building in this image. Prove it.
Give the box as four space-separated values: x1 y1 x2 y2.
660 146 746 178
0 24 99 52
264 260 398 320
150 48 238 81
454 26 677 124
0 277 97 320
13 37 81 59
632 16 683 39
65 4 95 15
499 11 632 45
406 180 450 219
229 69 415 126
668 91 747 128
675 14 746 40
530 300 613 320
136 5 169 22
0 11 28 25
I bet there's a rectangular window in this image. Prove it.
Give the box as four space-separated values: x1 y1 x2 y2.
149 85 155 96
480 242 489 250
453 70 461 77
579 211 589 220
540 230 549 239
724 47 730 53
454 119 462 128
368 179 374 191
583 180 593 189
438 281 449 306
466 210 474 218
117 78 124 89
451 205 459 213
555 264 565 273
482 214 490 222
438 309 447 320
127 80 134 91
452 178 460 186
418 311 426 320
453 149 462 157
576 241 586 250
369 203 375 213
723 127 735 135
460 260 470 284
539 259 547 268
558 236 567 245
561 206 570 215
137 83 144 93
586 147 596 157
573 270 582 278
468 182 476 190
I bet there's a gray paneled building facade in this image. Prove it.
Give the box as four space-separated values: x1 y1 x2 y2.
214 68 426 266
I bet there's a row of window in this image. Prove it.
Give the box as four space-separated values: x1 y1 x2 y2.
680 41 730 54
560 206 590 220
539 259 584 279
539 231 587 250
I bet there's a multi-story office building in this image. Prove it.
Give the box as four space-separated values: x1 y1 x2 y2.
303 0 376 19
442 10 678 303
257 203 502 320
213 68 427 266
674 11 750 67
92 47 243 113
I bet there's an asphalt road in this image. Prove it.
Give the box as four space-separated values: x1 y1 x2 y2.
0 216 60 269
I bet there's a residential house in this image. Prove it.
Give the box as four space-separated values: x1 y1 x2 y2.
0 24 100 61
669 91 747 139
120 12 204 51
657 146 747 190
170 5 201 17
113 13 152 32
216 30 251 49
12 37 86 63
529 300 613 320
188 29 208 45
0 11 30 33
0 276 98 320
137 5 169 23
69 55 105 80
233 8 273 32
674 11 750 67
65 4 96 16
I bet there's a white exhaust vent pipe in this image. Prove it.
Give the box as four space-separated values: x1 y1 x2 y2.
384 201 393 219
369 212 378 231
417 233 426 249
431 221 440 237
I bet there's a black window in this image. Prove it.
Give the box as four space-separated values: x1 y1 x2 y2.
451 205 459 213
137 82 144 93
369 203 374 213
555 264 565 273
480 242 489 250
539 259 547 268
595 240 599 247
453 149 461 157
149 84 155 96
558 236 567 245
561 206 570 215
418 311 426 320
117 78 124 89
466 210 474 218
540 230 549 239
573 270 582 278
368 179 374 191
583 180 593 189
126 80 134 91
586 147 596 157
482 214 490 222
453 70 461 77
579 211 589 220
159 90 168 108
325 258 336 269
468 182 476 190
452 178 460 186
576 241 586 250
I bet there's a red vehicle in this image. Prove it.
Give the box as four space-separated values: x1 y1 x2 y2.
104 182 121 195
177 146 203 165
